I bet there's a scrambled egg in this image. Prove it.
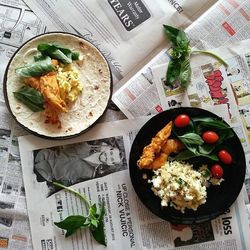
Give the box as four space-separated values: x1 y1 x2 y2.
149 161 212 213
56 64 83 103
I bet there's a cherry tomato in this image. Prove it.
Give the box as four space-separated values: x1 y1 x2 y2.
211 164 224 179
218 149 233 165
202 131 219 144
174 114 190 128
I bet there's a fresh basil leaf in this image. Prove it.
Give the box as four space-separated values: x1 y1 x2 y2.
72 51 80 60
175 149 197 160
178 133 204 145
176 30 189 51
97 202 105 219
163 25 179 45
91 219 98 228
201 153 218 161
52 182 106 246
90 204 97 215
192 117 219 123
34 54 47 62
185 144 198 154
54 215 88 237
13 86 44 112
199 120 230 130
175 149 218 161
198 144 215 155
163 25 227 90
166 59 181 85
37 43 79 64
90 203 106 246
37 43 53 52
51 49 72 64
179 59 191 89
15 56 54 77
38 43 72 56
217 129 234 144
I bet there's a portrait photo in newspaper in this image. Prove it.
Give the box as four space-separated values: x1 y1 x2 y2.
33 136 127 196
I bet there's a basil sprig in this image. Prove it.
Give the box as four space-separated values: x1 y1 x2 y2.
13 86 44 112
163 25 228 89
173 117 234 161
53 182 106 246
37 43 80 64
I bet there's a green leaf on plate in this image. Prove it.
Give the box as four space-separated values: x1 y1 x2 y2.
15 56 54 77
13 86 44 112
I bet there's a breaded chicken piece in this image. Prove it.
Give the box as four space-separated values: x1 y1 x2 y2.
24 71 67 113
161 139 184 155
137 121 172 169
40 72 67 113
147 139 184 170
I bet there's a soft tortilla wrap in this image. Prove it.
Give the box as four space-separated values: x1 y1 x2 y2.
5 33 112 138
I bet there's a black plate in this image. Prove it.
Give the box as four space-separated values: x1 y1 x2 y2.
129 107 246 224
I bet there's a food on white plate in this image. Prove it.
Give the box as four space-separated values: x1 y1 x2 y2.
5 33 111 138
149 160 223 213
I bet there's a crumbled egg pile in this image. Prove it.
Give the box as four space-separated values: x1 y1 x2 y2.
149 161 222 213
56 64 83 102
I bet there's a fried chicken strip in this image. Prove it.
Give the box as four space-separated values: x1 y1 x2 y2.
147 139 184 170
24 70 68 126
40 72 67 113
137 121 172 169
161 139 184 155
24 71 67 113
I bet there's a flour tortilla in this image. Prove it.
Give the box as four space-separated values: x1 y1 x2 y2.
4 32 112 138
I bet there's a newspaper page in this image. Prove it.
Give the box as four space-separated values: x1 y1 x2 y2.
186 0 250 49
18 115 250 250
22 0 218 83
112 0 250 119
0 102 34 249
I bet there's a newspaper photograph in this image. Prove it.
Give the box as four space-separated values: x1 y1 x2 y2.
19 115 250 250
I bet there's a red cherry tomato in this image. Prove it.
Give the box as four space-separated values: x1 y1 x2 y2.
202 131 219 144
218 149 233 165
174 114 190 128
211 164 224 179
